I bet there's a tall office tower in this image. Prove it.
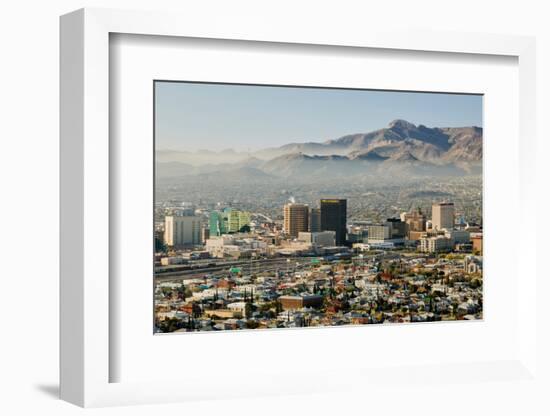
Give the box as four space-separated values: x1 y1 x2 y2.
432 202 455 231
209 211 228 236
320 199 347 245
164 215 202 247
309 208 321 232
404 207 427 232
283 203 309 238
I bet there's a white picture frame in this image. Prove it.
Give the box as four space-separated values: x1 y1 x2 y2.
60 7 539 408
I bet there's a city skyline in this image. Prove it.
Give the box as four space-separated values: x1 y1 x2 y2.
154 81 483 333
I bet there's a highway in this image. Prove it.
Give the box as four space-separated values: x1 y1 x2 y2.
154 257 314 282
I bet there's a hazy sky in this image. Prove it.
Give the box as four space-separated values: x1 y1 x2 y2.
155 81 482 152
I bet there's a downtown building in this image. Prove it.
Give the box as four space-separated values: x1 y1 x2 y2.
283 203 309 238
298 231 336 247
366 218 407 248
431 202 455 231
205 234 267 259
402 207 427 234
320 199 347 246
471 233 483 255
209 208 251 236
419 235 454 253
164 214 202 247
209 210 228 236
309 207 321 232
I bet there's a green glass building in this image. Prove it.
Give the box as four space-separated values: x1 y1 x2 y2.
209 211 228 236
209 208 251 236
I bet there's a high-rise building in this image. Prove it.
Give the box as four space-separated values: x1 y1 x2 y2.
320 199 347 245
164 215 202 247
403 208 426 232
209 209 250 235
309 208 321 232
432 202 455 231
209 210 228 236
283 203 309 238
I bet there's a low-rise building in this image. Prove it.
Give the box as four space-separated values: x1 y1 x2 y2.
205 235 267 258
297 231 336 247
368 224 391 241
471 233 483 254
367 220 406 245
419 235 454 253
160 256 187 266
444 229 471 244
278 294 324 310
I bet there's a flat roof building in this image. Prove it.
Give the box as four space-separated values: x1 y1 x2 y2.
298 231 336 247
284 203 309 238
419 235 454 253
403 208 427 232
278 295 324 310
432 202 455 231
165 215 202 247
309 207 321 232
320 199 347 246
471 233 483 255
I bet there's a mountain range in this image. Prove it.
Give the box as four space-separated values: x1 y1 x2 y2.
156 120 482 180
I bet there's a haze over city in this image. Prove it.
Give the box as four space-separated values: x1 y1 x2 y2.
153 81 483 333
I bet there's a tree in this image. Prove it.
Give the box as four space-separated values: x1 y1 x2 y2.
469 278 482 289
245 320 259 329
157 317 185 333
177 283 186 301
245 302 253 319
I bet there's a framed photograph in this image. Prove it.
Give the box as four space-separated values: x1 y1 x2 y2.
60 8 539 408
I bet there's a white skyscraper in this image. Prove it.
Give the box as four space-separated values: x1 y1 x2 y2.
432 202 455 231
164 215 202 247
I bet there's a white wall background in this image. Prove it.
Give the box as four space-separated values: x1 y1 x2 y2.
0 0 548 414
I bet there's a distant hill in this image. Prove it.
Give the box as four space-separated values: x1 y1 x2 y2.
156 120 482 180
255 119 482 164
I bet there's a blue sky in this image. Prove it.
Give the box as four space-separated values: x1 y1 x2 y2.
155 81 482 151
